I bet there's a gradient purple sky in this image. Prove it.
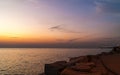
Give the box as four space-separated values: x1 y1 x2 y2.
0 0 120 47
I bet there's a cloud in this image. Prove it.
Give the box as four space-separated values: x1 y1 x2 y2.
27 0 38 2
56 38 80 43
25 0 40 7
10 37 19 38
95 0 120 14
67 38 80 42
49 25 81 33
50 25 62 30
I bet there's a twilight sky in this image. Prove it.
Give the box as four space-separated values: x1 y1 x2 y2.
0 0 120 48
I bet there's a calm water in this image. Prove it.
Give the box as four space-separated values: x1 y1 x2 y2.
0 48 111 75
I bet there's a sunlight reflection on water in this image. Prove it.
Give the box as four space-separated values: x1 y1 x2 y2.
0 48 111 75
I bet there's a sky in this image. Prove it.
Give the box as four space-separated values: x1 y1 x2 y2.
0 0 120 48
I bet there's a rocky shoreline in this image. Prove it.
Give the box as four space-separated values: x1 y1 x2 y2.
40 46 120 75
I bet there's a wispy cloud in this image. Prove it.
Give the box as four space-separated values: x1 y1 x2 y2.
49 25 81 33
95 0 120 14
10 37 19 38
50 25 62 30
67 38 80 42
27 0 38 2
103 37 120 43
55 38 81 43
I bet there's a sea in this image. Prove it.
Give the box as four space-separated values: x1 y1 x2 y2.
0 48 111 75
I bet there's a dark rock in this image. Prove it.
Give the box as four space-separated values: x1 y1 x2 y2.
61 67 101 75
67 56 89 66
39 73 45 75
45 61 67 75
61 68 79 75
71 65 92 72
76 62 96 68
112 46 120 53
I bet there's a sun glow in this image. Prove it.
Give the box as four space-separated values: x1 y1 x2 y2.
0 13 25 37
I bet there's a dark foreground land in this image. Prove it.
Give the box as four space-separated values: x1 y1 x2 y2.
40 46 120 75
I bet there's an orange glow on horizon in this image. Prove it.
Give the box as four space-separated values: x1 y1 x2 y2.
0 35 55 43
0 33 91 44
